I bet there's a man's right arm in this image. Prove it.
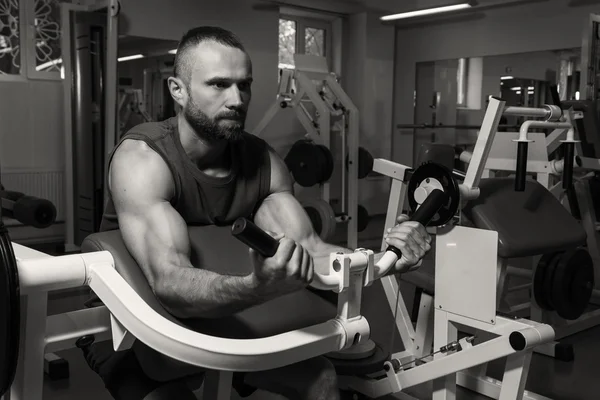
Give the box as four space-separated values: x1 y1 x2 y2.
109 140 274 319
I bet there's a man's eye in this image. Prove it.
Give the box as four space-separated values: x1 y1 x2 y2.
213 82 228 89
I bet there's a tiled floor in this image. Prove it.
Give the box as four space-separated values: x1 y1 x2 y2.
24 216 600 399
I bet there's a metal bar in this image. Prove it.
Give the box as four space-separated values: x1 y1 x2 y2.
503 106 551 119
463 97 506 192
396 124 520 130
45 306 112 353
103 0 119 206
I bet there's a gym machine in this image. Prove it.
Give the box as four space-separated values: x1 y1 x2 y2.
61 0 119 251
117 88 152 140
0 97 558 400
453 101 600 363
253 54 373 249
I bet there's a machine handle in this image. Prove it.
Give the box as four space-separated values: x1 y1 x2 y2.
562 142 575 189
384 189 448 261
233 189 448 290
515 142 529 192
231 218 279 258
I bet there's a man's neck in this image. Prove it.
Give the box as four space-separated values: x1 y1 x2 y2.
177 114 229 170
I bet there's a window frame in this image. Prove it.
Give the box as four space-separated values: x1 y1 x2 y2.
0 0 63 82
279 13 333 70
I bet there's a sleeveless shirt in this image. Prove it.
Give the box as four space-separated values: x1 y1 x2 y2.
99 117 272 231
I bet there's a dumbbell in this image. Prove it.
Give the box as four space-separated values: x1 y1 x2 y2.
1 190 57 229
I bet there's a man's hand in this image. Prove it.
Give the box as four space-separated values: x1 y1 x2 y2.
384 214 432 273
249 232 315 296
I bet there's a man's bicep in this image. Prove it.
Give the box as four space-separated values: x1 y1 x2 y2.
109 142 191 290
116 201 192 289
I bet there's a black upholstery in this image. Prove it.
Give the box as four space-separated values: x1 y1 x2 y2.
462 178 587 258
81 225 337 382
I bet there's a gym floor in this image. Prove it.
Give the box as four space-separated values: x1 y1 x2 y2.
36 216 600 400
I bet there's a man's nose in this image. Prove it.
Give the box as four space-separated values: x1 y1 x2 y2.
226 85 243 108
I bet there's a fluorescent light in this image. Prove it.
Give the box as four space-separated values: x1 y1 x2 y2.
576 91 580 100
36 58 62 71
118 54 144 62
381 3 472 21
168 49 177 54
501 76 514 80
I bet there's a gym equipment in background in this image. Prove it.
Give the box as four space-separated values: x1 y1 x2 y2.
253 54 374 248
0 98 557 400
61 0 119 250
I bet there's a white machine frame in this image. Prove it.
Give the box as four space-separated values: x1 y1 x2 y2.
61 0 119 253
5 98 556 400
253 54 361 249
467 107 600 360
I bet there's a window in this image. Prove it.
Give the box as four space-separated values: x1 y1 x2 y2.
0 0 65 81
278 15 331 70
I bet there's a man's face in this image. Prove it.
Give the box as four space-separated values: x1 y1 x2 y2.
183 41 252 142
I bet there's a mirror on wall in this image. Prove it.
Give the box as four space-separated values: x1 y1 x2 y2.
117 35 179 138
410 48 582 161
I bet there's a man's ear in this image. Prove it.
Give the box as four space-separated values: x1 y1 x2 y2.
168 76 188 108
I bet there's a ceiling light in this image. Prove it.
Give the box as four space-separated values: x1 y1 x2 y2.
118 54 144 62
168 49 177 54
380 2 473 21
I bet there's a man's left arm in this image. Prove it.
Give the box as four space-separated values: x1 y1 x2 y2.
253 148 432 275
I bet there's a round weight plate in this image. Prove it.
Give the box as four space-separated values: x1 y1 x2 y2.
543 251 563 312
328 342 390 376
345 147 374 179
304 206 323 235
552 248 594 320
407 162 461 227
357 205 369 232
0 226 20 397
533 252 558 311
284 140 321 187
303 199 336 241
317 145 334 183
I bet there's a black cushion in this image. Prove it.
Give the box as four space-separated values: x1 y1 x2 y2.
82 225 337 381
462 178 587 258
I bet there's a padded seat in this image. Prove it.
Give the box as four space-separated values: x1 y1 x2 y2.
462 178 587 258
82 225 337 382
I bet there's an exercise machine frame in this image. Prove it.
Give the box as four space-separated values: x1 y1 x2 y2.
253 54 361 249
5 98 554 400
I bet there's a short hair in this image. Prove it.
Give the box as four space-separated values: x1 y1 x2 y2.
173 26 246 86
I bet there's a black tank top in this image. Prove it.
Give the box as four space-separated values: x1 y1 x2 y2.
99 117 272 231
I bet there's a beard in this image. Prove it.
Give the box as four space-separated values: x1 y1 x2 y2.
183 97 246 143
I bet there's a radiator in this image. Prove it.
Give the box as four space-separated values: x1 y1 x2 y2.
1 169 65 223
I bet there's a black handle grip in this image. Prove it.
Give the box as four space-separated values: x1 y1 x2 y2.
1 191 57 229
515 141 529 192
386 189 448 260
562 142 575 189
231 218 279 258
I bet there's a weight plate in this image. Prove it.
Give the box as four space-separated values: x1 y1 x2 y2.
533 252 558 311
407 162 461 227
0 225 19 397
345 147 374 179
357 205 369 232
303 199 336 241
284 140 321 187
317 145 334 183
552 248 594 320
543 251 563 312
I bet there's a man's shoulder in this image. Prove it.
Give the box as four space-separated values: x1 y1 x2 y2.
125 117 176 139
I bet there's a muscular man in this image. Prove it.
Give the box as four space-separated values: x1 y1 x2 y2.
86 26 431 400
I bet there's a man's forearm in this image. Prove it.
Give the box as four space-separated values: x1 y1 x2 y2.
156 267 270 319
